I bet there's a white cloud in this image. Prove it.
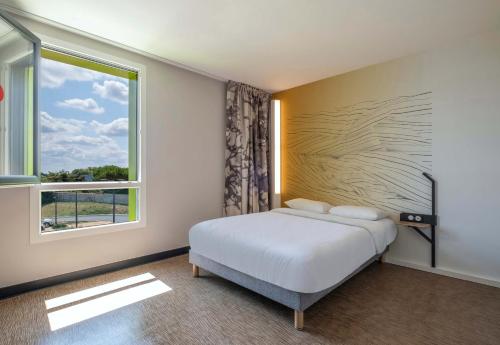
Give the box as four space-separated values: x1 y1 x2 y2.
40 112 85 134
41 58 102 88
56 135 114 146
41 134 127 172
93 80 128 105
57 98 105 114
90 118 128 136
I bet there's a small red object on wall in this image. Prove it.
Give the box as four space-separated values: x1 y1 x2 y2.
0 85 4 102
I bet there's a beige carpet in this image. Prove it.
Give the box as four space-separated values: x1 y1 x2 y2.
1 254 499 345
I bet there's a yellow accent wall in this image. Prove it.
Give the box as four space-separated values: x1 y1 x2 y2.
273 57 433 214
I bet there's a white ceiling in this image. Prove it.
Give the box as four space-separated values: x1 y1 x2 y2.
0 12 13 37
1 0 500 92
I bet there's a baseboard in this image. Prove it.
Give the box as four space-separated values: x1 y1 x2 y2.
0 246 190 300
384 257 500 288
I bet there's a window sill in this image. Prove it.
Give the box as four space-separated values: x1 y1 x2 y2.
0 183 35 189
30 219 146 244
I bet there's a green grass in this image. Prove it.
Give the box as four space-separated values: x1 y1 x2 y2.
42 202 128 218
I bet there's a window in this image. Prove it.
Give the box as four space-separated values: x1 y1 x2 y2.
39 48 138 179
0 11 40 184
40 188 137 232
31 46 145 241
0 10 146 241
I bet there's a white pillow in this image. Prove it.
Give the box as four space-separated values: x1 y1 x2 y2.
329 205 387 221
285 198 332 214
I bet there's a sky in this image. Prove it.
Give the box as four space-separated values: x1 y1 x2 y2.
40 58 130 173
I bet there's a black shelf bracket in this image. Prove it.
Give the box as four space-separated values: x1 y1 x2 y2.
410 226 431 243
403 172 437 267
421 172 437 267
407 224 436 267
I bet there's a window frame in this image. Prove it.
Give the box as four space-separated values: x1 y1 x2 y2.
29 35 147 243
0 10 41 185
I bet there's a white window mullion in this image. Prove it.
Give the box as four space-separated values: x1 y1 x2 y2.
39 181 140 192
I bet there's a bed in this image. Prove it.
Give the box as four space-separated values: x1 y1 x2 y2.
189 207 397 330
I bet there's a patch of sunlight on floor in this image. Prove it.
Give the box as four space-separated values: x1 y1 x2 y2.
45 272 156 309
46 275 171 331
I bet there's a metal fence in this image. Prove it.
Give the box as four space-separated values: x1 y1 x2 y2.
54 192 129 205
43 191 130 230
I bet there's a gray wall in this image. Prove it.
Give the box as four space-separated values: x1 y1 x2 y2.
0 16 225 288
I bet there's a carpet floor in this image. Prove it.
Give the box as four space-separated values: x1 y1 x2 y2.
1 254 499 345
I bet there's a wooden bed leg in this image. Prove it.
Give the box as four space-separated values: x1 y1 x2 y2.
294 310 304 330
192 264 199 277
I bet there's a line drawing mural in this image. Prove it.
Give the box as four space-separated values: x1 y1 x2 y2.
284 91 432 215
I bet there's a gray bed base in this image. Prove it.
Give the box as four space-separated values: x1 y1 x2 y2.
189 250 383 313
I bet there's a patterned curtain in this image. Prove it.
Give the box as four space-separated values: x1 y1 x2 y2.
224 81 271 216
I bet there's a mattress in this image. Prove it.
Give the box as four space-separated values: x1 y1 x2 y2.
189 208 397 293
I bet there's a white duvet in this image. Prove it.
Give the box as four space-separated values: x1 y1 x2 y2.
189 208 397 293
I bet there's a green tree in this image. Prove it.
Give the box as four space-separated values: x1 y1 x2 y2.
41 165 128 183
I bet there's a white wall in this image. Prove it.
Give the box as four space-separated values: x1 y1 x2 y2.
0 16 225 288
389 28 500 284
275 28 500 286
